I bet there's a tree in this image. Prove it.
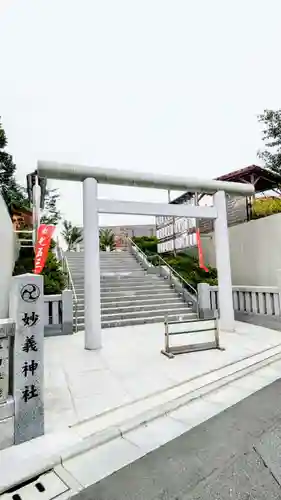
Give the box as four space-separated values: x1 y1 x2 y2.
62 220 83 250
41 189 61 225
99 228 116 251
0 117 28 214
258 109 281 173
0 117 61 224
0 118 65 293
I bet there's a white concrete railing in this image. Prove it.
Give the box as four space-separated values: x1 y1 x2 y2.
44 290 73 336
206 285 281 316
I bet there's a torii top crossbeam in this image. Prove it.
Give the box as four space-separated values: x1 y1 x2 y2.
37 161 254 196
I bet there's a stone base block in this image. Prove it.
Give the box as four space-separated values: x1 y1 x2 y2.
0 416 14 450
0 396 14 421
198 308 216 320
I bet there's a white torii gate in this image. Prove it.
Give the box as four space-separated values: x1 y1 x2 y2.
37 161 254 350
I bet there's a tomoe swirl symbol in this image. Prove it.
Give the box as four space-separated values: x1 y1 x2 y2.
20 284 41 303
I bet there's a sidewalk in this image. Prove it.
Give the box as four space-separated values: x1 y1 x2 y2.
44 320 281 433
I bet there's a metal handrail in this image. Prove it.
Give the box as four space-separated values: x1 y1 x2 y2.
62 253 78 333
153 253 197 298
127 236 197 298
127 237 152 265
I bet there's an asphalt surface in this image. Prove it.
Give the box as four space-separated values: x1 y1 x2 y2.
74 378 281 500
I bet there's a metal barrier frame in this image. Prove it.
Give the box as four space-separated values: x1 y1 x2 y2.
161 315 223 359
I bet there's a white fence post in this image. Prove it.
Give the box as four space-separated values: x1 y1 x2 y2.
197 283 212 319
62 290 73 335
9 274 44 444
277 270 281 316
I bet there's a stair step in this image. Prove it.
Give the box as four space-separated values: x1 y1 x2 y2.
73 274 151 283
73 276 159 285
76 296 182 307
76 312 197 330
67 257 136 262
100 292 181 303
75 288 180 299
104 303 187 315
102 306 193 319
70 262 140 266
71 269 143 274
73 284 174 294
70 262 141 266
71 270 144 276
76 300 185 314
99 265 140 268
100 282 172 290
76 306 193 323
74 285 173 294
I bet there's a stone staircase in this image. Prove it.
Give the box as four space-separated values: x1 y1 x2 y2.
65 250 197 330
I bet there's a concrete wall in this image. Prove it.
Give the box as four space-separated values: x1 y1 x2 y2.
201 213 281 286
0 194 19 319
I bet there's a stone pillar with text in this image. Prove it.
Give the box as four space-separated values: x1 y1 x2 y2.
9 273 44 444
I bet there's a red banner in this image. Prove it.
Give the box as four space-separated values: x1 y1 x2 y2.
196 229 209 273
33 224 55 274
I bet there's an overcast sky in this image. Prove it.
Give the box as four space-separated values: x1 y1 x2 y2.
0 0 280 227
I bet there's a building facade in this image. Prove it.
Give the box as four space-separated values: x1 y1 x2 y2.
156 215 197 253
156 193 214 254
100 224 155 239
155 165 276 255
76 223 156 251
11 206 33 231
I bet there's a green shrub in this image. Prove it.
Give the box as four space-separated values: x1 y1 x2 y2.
163 252 218 289
41 251 66 295
133 235 217 289
252 197 281 219
13 240 66 295
132 236 158 255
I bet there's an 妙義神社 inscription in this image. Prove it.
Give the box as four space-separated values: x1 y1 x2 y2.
9 274 44 444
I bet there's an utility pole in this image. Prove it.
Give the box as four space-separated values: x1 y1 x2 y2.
26 172 46 248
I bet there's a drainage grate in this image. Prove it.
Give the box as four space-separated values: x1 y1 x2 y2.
1 471 69 500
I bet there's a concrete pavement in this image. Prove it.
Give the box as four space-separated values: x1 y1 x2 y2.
73 378 281 499
236 310 281 332
44 320 281 433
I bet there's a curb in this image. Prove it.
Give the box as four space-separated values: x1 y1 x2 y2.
60 345 281 462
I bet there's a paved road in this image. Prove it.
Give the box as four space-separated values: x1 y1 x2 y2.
74 378 281 500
